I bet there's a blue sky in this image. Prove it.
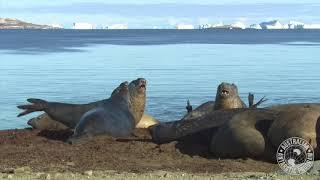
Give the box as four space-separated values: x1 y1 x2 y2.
1 0 320 28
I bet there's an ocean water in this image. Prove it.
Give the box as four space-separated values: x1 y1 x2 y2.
1 29 320 130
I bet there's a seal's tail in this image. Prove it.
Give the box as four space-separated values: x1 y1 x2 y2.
17 98 48 117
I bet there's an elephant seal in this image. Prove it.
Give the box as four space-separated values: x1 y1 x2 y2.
210 109 277 159
150 108 274 143
17 78 147 128
68 81 136 143
267 103 320 158
183 82 266 121
136 114 159 129
150 108 278 161
27 113 69 130
28 113 158 130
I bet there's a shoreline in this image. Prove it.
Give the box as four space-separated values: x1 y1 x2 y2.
0 128 319 179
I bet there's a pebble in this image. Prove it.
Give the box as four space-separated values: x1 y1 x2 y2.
7 174 13 179
14 166 32 173
83 170 93 176
66 162 76 166
1 168 14 174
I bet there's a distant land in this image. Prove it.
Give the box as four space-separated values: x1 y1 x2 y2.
0 18 59 29
1 17 320 30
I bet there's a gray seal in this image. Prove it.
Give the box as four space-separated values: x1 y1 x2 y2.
17 78 147 129
68 81 135 143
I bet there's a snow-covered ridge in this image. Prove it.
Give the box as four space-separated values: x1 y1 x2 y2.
0 17 59 29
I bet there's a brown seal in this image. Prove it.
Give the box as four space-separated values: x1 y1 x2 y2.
210 109 277 159
27 113 69 130
267 103 320 157
183 82 266 121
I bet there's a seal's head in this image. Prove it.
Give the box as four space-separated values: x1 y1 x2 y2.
214 82 245 110
27 114 46 128
216 82 239 99
129 78 147 97
128 78 147 125
111 81 130 103
27 113 69 130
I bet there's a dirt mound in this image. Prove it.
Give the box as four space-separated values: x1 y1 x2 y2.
0 129 277 173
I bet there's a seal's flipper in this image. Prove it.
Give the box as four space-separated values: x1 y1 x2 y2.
27 98 47 104
252 96 268 108
17 98 48 117
186 99 193 113
248 93 254 107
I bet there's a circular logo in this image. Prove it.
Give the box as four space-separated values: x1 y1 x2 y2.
276 137 314 175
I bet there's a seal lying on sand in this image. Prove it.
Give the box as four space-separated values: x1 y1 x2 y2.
27 113 69 130
209 109 277 159
68 81 136 143
267 103 320 156
151 103 320 160
28 113 158 130
17 78 147 129
183 82 266 121
150 108 278 161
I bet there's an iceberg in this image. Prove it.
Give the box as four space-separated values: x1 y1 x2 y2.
304 24 320 29
231 22 246 29
73 23 94 30
249 24 262 29
260 20 286 29
105 24 128 30
288 21 304 29
175 24 194 29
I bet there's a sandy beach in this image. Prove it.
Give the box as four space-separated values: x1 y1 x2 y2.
0 128 319 179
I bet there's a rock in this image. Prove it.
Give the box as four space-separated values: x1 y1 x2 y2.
153 170 170 178
36 172 47 179
83 170 93 176
1 168 14 174
308 160 320 175
66 162 76 166
2 174 14 179
54 173 62 179
7 174 13 179
14 166 32 173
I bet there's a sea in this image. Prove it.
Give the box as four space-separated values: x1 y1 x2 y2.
0 29 320 130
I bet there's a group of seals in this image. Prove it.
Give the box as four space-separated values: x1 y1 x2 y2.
18 79 320 161
17 78 152 143
150 103 320 161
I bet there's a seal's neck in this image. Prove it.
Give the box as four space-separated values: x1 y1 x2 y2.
214 96 242 110
130 95 146 125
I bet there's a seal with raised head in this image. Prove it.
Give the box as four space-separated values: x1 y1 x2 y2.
68 81 135 143
17 78 147 129
183 82 266 121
